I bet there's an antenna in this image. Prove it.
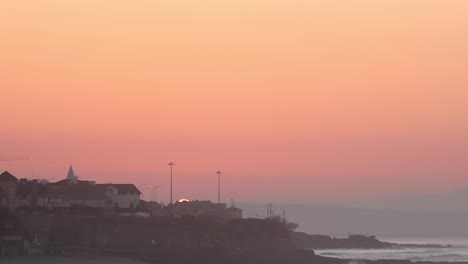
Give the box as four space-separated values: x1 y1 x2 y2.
267 203 274 219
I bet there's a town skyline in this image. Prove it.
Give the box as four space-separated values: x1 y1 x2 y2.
0 163 231 205
2 0 468 205
2 158 468 206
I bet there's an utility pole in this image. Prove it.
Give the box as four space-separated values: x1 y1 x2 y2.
216 171 222 204
168 162 175 204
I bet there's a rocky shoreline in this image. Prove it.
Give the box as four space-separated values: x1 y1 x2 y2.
291 232 451 249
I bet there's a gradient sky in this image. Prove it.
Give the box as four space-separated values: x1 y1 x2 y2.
1 0 467 204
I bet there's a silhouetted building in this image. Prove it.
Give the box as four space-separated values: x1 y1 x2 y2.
34 179 142 209
169 199 227 218
13 166 141 211
66 165 78 181
0 172 18 210
146 201 164 216
225 206 243 220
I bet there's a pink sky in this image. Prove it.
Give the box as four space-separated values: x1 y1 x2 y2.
1 1 468 204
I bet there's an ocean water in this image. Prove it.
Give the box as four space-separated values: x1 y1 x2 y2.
314 236 468 262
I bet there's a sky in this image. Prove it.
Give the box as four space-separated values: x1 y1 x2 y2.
1 0 467 205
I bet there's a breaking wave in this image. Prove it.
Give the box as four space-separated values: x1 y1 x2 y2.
315 248 468 262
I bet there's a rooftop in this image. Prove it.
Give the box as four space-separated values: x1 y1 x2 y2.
0 171 18 182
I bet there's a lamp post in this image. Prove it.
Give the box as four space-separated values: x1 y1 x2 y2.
138 184 147 200
216 171 223 204
168 162 176 204
142 187 151 201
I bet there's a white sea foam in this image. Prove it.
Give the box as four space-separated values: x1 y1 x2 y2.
314 236 468 262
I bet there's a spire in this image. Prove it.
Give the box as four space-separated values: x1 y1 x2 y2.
66 165 77 180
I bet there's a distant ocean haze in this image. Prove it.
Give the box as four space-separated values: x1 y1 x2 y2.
239 201 468 236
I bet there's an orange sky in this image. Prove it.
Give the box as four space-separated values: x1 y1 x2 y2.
1 0 468 204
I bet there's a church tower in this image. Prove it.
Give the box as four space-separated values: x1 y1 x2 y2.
66 165 77 181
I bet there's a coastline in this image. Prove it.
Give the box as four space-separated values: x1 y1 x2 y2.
5 247 468 264
2 213 466 263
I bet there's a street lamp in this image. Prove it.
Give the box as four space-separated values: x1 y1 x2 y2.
138 184 147 200
216 171 223 204
168 162 176 204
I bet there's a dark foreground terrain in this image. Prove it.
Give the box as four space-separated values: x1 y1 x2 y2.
1 213 461 264
5 247 468 264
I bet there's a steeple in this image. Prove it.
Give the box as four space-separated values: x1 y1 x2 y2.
66 165 77 180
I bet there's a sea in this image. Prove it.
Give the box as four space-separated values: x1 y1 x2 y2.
314 236 468 262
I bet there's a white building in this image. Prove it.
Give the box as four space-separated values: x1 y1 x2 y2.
16 167 141 210
100 184 141 209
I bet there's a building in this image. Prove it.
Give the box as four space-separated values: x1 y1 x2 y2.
66 165 78 181
37 179 142 210
97 184 141 209
145 201 164 216
225 206 243 220
168 199 227 218
16 179 44 208
0 172 18 210
167 200 243 220
13 167 141 211
39 179 108 209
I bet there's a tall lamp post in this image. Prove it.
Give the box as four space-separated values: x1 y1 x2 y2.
138 184 147 200
168 162 176 204
216 171 223 204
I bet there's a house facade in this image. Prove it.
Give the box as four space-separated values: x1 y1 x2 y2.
99 184 141 209
5 169 141 211
39 180 142 209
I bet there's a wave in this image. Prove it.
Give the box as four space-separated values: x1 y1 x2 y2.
410 254 466 262
315 249 468 262
320 252 344 257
